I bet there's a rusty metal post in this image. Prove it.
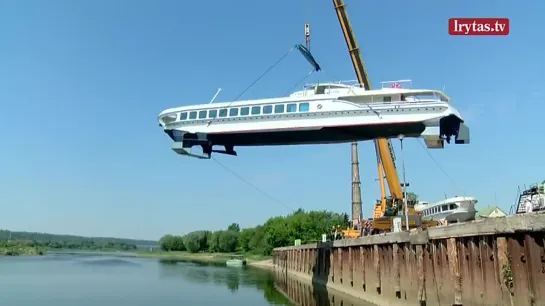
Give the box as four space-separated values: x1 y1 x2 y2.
497 237 514 305
349 246 354 287
447 238 462 305
360 246 366 290
416 245 426 303
393 243 401 296
330 248 335 282
374 244 381 294
338 247 343 284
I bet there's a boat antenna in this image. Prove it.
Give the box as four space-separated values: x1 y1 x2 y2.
208 88 222 104
305 23 311 51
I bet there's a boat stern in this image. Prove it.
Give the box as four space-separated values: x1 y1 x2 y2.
421 103 470 149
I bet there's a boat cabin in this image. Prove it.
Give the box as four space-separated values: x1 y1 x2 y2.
421 202 459 217
288 79 450 105
158 79 451 126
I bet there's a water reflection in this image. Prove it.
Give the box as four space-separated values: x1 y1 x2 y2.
158 259 292 305
274 269 375 306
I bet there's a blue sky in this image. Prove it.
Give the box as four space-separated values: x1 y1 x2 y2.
1 0 544 240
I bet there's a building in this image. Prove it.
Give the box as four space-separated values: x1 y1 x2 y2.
476 206 507 219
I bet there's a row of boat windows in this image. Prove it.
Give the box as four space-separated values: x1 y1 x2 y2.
179 102 311 121
422 204 458 216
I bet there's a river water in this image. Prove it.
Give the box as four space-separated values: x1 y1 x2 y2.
0 254 369 306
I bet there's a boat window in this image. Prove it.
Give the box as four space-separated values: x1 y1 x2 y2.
315 86 326 95
299 102 310 112
449 203 457 210
189 111 197 120
442 205 449 211
219 109 228 117
208 109 217 118
286 103 297 113
274 104 285 113
180 112 188 120
240 107 250 116
263 105 273 114
251 106 261 115
229 108 239 116
383 96 392 103
198 110 207 119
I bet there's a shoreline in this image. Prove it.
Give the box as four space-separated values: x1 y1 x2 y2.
136 251 272 265
0 246 46 256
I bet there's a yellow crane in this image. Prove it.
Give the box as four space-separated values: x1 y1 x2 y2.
332 0 430 234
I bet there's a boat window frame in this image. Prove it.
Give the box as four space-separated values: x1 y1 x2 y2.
286 103 297 113
180 112 188 120
274 104 285 113
251 106 261 115
208 109 217 118
189 111 197 120
198 110 207 119
229 108 239 117
240 107 250 116
263 105 273 114
298 102 310 112
219 108 228 117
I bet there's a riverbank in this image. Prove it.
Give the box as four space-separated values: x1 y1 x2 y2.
0 246 46 256
136 251 271 265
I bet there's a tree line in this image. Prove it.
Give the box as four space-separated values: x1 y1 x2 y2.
0 229 157 251
159 209 350 256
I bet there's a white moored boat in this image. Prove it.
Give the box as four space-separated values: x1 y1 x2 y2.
414 196 477 224
158 79 470 159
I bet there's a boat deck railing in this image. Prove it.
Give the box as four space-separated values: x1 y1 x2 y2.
381 79 413 89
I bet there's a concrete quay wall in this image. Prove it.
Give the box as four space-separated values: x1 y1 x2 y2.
272 213 545 306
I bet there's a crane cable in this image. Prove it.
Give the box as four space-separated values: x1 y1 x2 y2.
417 139 465 195
232 46 296 102
284 69 315 96
205 46 297 125
212 157 295 212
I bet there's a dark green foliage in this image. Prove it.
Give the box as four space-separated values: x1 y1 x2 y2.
227 223 240 232
406 192 419 202
218 230 238 252
0 230 154 251
159 235 185 251
159 209 349 256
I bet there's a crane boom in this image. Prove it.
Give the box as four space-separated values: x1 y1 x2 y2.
332 0 404 205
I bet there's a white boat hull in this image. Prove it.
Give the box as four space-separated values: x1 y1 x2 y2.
158 83 470 159
417 196 477 224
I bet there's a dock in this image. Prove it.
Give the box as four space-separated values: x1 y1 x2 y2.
272 213 545 306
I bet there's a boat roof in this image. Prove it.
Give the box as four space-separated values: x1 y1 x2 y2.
431 196 478 206
159 81 450 116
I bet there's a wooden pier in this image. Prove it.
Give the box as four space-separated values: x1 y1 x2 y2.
272 213 545 306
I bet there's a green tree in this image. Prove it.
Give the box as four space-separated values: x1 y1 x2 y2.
227 223 240 232
238 228 255 252
218 230 238 252
183 232 202 253
207 231 222 253
406 192 419 202
159 209 356 256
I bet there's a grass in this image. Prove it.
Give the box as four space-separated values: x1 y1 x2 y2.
135 250 271 264
0 245 46 256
